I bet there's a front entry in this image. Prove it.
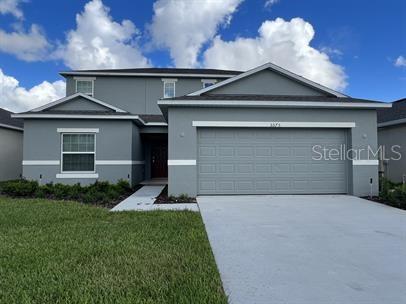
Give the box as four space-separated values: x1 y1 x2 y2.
151 142 168 178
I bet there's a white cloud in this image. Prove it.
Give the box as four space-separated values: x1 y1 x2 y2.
0 0 23 19
203 17 347 91
395 56 406 67
0 69 65 112
54 0 149 69
264 0 279 9
0 24 50 61
150 0 242 67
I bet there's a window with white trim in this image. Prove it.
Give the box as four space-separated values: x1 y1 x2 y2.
61 133 95 172
76 80 94 96
202 79 216 88
163 80 176 98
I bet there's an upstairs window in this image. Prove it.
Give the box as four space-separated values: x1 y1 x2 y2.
162 79 177 98
202 79 217 88
61 133 95 172
75 77 95 96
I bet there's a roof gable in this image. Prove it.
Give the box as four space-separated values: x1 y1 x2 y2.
189 62 347 97
0 108 23 131
30 93 127 113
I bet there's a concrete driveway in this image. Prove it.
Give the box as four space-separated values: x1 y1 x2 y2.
198 195 406 304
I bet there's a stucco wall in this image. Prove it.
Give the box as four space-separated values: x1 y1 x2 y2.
378 124 406 183
210 70 327 96
66 76 220 114
22 119 144 186
168 107 378 197
0 127 23 181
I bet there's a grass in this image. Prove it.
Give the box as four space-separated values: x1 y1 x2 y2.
0 198 227 304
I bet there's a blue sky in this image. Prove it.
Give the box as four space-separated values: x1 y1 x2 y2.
0 0 405 111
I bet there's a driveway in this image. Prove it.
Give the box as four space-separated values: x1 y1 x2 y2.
198 195 406 304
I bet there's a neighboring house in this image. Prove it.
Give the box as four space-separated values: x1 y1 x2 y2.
377 98 406 183
0 108 24 181
13 63 389 196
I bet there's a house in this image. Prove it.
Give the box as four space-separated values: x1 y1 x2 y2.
13 62 389 196
377 98 406 183
0 108 24 181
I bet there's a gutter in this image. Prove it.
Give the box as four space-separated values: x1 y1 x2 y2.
378 118 406 128
157 100 391 109
60 72 236 78
0 123 23 131
11 113 167 127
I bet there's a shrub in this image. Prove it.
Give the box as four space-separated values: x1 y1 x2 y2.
0 180 39 197
0 179 134 206
379 177 406 210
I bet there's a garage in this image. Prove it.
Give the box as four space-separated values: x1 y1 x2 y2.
197 128 349 195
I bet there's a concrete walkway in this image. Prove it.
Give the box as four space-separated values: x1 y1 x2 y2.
198 195 406 304
111 185 198 211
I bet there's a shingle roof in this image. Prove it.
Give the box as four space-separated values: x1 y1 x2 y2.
377 98 406 123
164 94 385 104
61 68 242 76
0 108 23 129
139 115 166 123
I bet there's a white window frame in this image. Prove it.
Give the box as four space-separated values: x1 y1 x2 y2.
60 133 96 174
201 79 217 88
74 77 95 96
162 78 177 98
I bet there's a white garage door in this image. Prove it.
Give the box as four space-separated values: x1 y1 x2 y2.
197 128 348 195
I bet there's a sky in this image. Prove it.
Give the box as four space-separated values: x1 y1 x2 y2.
0 0 405 112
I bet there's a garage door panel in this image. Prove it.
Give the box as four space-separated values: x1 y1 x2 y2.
197 128 348 195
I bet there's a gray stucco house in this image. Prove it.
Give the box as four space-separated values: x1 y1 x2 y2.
378 98 406 183
13 62 389 196
0 108 23 181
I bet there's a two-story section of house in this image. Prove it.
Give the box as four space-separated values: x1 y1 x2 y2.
14 62 390 197
15 68 240 186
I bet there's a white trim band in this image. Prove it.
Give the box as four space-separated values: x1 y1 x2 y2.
352 160 379 166
56 173 99 179
23 160 60 165
95 160 145 165
168 159 196 166
159 100 390 109
57 128 99 133
192 121 356 128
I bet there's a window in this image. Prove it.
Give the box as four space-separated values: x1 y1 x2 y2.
202 79 217 88
163 79 176 98
61 133 95 172
75 78 94 96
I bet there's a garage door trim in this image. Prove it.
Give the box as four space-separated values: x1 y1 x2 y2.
192 121 356 128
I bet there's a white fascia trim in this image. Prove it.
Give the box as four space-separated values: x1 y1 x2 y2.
352 160 379 165
95 160 145 165
73 76 96 81
0 123 23 131
28 93 127 113
192 121 356 128
378 118 406 128
168 159 196 166
56 173 99 179
12 114 141 120
143 122 168 126
158 100 391 109
188 62 347 97
57 128 99 133
23 160 60 165
61 72 236 78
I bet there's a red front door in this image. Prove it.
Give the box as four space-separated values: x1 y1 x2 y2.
151 143 168 178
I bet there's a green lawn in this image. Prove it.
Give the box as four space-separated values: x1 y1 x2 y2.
0 198 227 304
